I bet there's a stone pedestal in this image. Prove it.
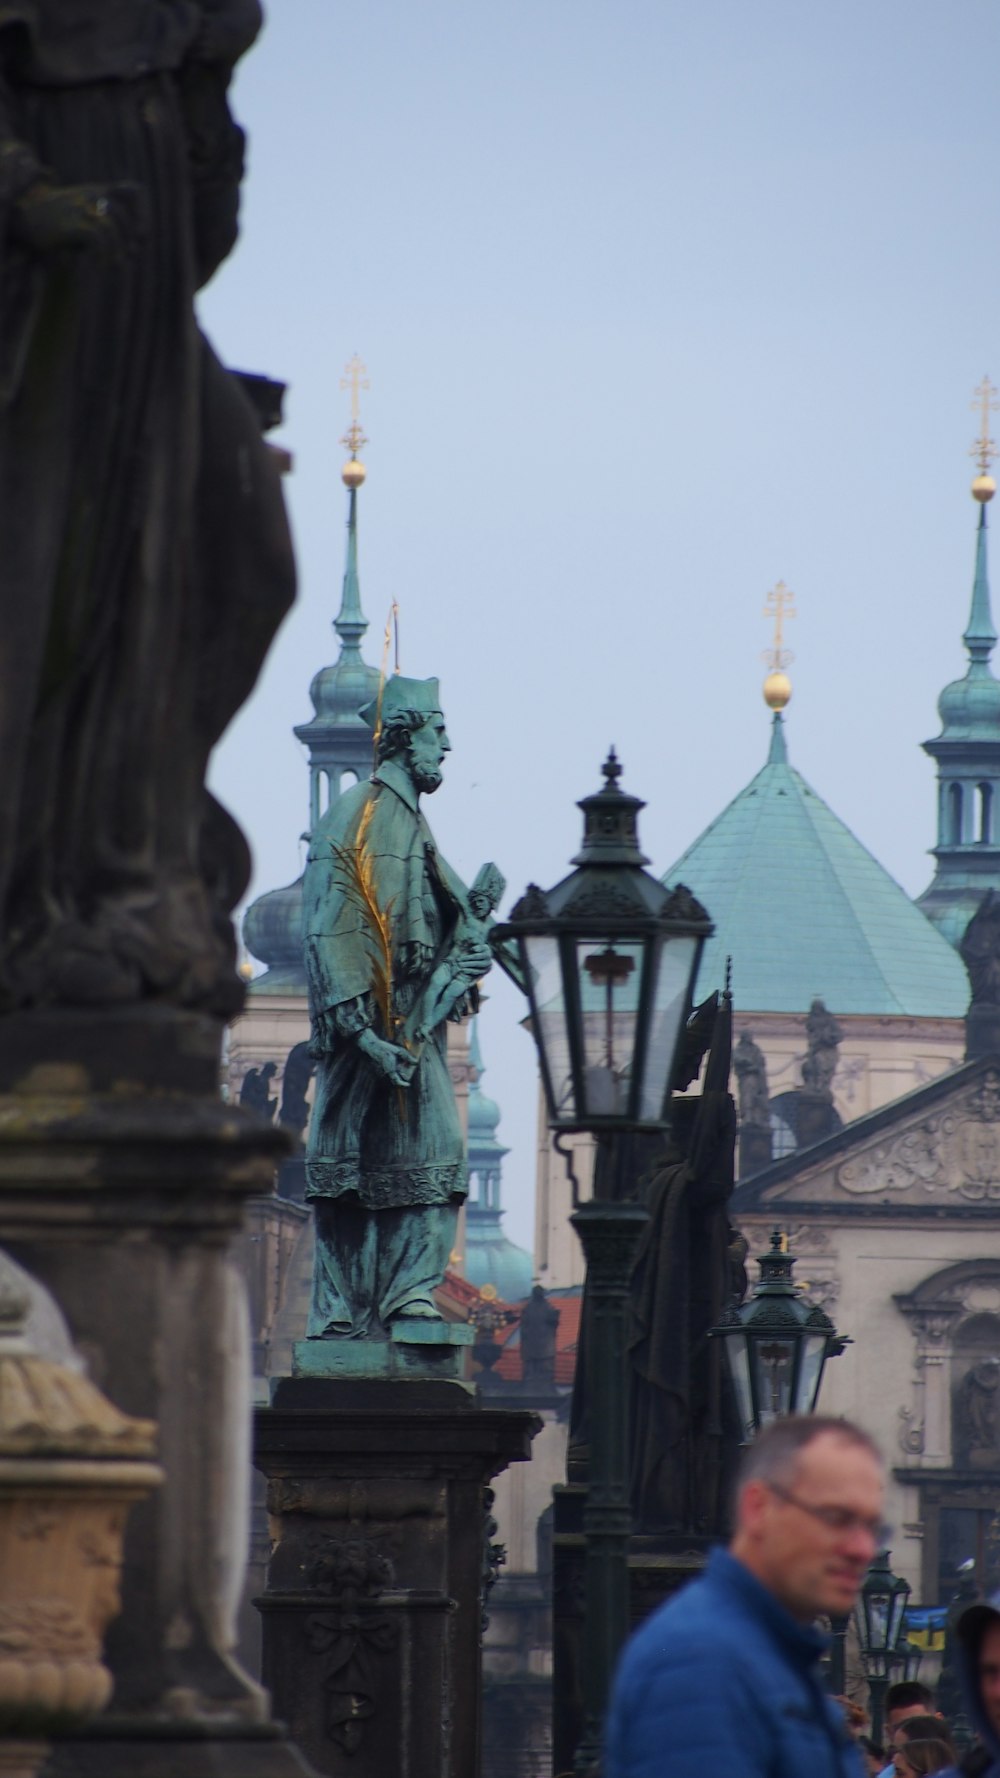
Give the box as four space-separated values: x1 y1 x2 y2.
0 1009 317 1778
254 1376 540 1778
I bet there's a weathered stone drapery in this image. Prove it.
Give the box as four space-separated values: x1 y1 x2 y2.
0 0 294 1018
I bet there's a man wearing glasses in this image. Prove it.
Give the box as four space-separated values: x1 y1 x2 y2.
607 1415 886 1778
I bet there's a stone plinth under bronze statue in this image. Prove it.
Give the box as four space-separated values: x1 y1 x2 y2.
296 674 507 1380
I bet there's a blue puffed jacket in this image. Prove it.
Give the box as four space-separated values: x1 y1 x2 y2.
605 1547 864 1778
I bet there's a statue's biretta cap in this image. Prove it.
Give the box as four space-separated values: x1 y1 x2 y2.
359 675 442 731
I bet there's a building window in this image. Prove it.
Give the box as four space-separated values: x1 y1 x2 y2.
979 782 993 844
948 783 964 845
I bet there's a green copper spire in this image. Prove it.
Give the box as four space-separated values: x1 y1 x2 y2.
767 712 788 766
333 487 368 655
916 394 1000 950
963 505 997 666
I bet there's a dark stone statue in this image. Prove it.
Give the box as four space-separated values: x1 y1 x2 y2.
239 1060 277 1120
0 0 294 1018
278 1039 314 1137
302 675 500 1339
802 997 843 1093
962 891 1000 1005
627 992 741 1534
519 1283 559 1388
734 1031 770 1126
955 1357 1000 1468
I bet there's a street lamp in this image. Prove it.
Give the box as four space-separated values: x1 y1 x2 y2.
495 751 711 1776
856 1550 912 1742
711 1232 849 1443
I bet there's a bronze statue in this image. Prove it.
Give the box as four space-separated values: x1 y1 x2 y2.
302 676 500 1339
0 1 294 1017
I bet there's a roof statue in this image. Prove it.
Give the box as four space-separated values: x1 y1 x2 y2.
243 360 381 992
917 380 1000 948
662 591 968 1017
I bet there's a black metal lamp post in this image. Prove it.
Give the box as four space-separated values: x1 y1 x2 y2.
494 752 711 1776
856 1550 912 1743
710 1232 849 1444
895 1637 923 1684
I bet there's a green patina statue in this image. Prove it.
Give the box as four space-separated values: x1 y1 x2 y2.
302 675 501 1340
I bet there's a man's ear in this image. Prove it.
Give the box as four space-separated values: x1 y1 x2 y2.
737 1478 768 1536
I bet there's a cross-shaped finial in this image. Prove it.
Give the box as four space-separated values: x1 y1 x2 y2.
971 376 999 476
340 353 370 458
602 748 622 788
762 581 796 671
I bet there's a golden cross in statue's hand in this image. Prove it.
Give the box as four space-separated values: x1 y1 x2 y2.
340 353 370 458
970 375 999 475
763 580 796 671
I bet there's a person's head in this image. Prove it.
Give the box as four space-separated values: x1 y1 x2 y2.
884 1682 935 1741
957 1607 1000 1742
377 706 450 794
892 1715 955 1778
729 1415 886 1622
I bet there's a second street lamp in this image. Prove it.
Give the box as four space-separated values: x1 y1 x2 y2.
495 751 711 1776
710 1231 849 1442
856 1550 912 1742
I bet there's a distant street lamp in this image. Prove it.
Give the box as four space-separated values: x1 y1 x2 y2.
710 1231 849 1442
495 751 711 1776
856 1550 912 1742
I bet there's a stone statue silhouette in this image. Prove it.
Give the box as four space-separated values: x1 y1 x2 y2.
302 676 503 1339
962 891 1000 1006
802 998 843 1094
734 1032 770 1127
278 1041 315 1138
519 1285 559 1388
0 1 294 1018
239 1062 278 1121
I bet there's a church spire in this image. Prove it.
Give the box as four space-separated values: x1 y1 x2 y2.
333 355 369 655
916 381 1000 949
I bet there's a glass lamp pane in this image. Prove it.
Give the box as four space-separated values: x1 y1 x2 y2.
639 935 699 1121
575 939 643 1119
863 1590 891 1654
794 1332 828 1415
525 935 575 1120
722 1336 756 1443
753 1336 797 1423
889 1586 910 1650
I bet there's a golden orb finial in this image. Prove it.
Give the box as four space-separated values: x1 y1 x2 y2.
973 473 996 504
763 670 792 711
237 957 254 982
342 457 367 489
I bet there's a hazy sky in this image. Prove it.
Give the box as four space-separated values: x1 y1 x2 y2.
205 0 1000 1251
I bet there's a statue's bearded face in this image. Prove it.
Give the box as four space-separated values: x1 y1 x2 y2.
407 714 450 794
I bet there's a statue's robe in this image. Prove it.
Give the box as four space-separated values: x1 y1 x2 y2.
303 758 470 1211
0 0 293 1014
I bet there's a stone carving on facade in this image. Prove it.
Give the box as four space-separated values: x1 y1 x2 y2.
833 1074 1000 1202
239 1061 279 1120
304 1536 398 1755
897 1403 926 1458
896 1263 1000 1471
733 1033 770 1127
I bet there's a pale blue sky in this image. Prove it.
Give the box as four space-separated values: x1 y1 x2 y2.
206 0 1000 1251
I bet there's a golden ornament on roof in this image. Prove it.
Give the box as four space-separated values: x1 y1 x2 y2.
972 473 996 504
763 670 792 711
342 457 367 489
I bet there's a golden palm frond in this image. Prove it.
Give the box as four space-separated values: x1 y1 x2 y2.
330 796 396 1038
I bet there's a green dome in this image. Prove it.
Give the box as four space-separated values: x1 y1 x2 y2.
306 652 381 728
936 665 1000 739
242 876 306 994
663 715 969 1018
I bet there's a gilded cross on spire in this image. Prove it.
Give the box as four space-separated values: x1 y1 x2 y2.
340 353 369 460
762 580 796 671
970 376 999 477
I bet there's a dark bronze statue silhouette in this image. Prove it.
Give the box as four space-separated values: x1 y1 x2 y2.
0 1 294 1018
